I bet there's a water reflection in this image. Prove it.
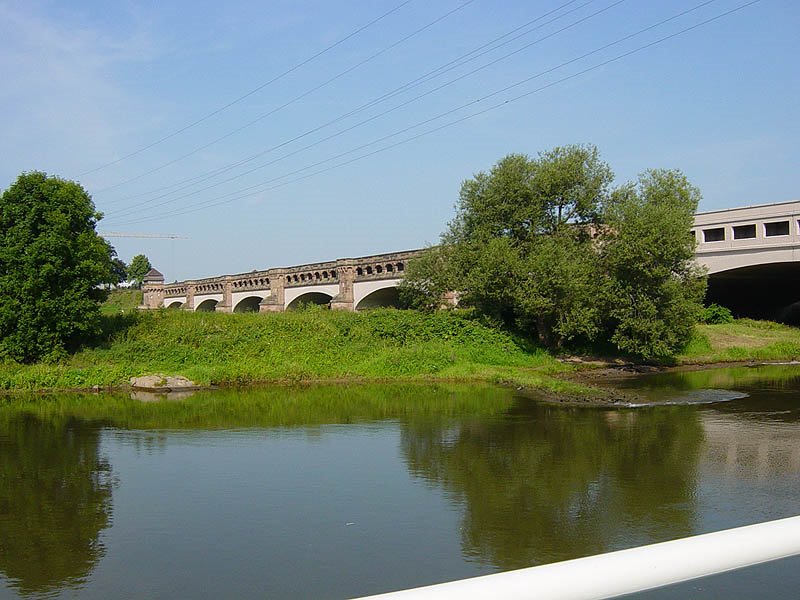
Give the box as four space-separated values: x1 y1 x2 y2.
0 414 113 595
701 413 800 480
610 364 800 480
607 364 800 404
0 383 511 431
401 402 703 570
0 371 798 598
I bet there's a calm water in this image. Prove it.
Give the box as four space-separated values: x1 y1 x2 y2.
0 368 799 599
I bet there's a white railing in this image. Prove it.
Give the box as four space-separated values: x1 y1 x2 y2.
356 515 800 600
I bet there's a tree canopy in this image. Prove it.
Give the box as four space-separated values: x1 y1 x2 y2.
601 169 706 358
401 145 706 359
0 172 117 362
127 254 152 288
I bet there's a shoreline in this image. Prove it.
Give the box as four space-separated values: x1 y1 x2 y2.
3 358 796 406
1 310 798 402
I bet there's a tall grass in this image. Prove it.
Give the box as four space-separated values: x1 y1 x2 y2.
0 308 582 392
100 289 143 315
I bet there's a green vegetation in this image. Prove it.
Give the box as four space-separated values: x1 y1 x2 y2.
100 289 143 315
0 160 794 394
0 172 118 363
127 253 152 288
4 289 800 395
602 170 705 357
401 146 705 359
700 303 735 325
0 307 797 395
680 319 800 363
0 308 598 396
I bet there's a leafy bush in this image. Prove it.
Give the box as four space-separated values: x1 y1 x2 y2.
0 172 117 362
700 303 734 324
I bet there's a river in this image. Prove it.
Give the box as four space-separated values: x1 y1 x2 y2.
0 366 798 598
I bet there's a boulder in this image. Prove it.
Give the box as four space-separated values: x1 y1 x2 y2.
129 374 198 391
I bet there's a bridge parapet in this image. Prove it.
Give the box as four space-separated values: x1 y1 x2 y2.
283 261 340 287
352 249 422 282
230 271 271 291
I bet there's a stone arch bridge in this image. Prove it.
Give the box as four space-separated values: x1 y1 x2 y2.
143 250 426 313
143 201 800 320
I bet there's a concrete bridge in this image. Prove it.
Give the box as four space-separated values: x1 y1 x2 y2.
692 200 800 320
143 200 800 319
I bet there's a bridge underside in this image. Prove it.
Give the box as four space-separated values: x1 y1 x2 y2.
286 292 333 310
355 287 401 310
706 262 800 323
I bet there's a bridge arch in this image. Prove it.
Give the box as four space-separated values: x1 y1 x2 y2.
233 296 263 313
355 287 401 310
286 291 333 310
353 279 401 310
166 301 183 309
706 261 800 323
699 246 800 276
195 298 219 312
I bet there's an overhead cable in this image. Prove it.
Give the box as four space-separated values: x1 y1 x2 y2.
108 0 761 227
77 0 414 177
106 0 616 218
94 0 478 193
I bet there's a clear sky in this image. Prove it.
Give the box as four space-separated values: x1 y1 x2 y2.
1 0 797 281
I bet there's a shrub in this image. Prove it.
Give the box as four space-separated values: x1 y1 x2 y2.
701 303 734 324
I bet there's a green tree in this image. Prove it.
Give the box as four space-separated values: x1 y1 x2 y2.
127 254 152 288
601 169 706 359
0 172 116 362
407 145 613 347
403 147 706 358
398 245 456 311
447 146 612 247
515 231 604 348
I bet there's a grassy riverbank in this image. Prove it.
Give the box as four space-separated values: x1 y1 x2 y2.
0 308 590 395
681 319 800 363
1 304 798 395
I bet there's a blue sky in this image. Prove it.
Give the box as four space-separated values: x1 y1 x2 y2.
1 0 797 281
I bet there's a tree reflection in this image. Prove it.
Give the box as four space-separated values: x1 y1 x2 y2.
0 413 113 594
401 402 704 570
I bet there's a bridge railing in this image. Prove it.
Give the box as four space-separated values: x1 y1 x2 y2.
355 515 800 600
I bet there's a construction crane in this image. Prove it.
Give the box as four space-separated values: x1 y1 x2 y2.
99 232 188 280
99 232 188 239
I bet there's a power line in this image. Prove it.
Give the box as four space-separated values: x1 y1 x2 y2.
94 0 478 194
106 0 615 219
100 0 590 209
108 0 761 227
106 0 699 221
77 0 414 178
